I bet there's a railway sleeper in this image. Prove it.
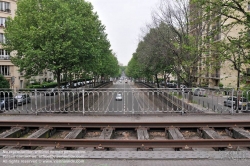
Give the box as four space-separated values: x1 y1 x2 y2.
93 128 114 151
0 127 29 149
24 127 56 149
0 127 28 138
166 128 192 151
99 127 114 140
232 127 250 139
136 127 149 140
136 128 151 151
199 127 225 151
64 128 86 150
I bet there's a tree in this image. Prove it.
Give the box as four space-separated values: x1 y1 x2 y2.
126 53 142 79
128 0 204 88
193 0 250 88
4 0 108 86
0 74 10 88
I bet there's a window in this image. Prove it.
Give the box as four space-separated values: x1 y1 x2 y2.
0 1 10 12
0 17 6 27
0 49 9 55
0 33 5 43
248 2 250 11
0 65 10 76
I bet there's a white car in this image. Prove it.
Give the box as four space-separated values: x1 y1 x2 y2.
15 94 31 105
115 94 122 101
193 88 206 97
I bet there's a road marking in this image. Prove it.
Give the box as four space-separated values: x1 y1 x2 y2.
105 92 114 113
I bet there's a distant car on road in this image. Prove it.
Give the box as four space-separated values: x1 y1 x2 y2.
15 94 31 105
115 94 122 101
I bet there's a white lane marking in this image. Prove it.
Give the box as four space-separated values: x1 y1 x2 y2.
105 92 114 113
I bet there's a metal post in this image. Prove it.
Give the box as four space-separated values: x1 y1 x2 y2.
82 89 85 115
35 89 37 115
231 89 234 115
132 89 134 114
181 88 184 115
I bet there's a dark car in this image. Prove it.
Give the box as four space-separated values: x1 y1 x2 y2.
167 83 177 88
0 98 17 110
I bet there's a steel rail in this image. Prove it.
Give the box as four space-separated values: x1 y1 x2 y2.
0 138 250 148
0 121 250 128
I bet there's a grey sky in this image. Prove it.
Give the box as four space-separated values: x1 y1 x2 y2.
86 0 160 66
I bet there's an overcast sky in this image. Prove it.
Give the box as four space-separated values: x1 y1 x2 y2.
86 0 160 66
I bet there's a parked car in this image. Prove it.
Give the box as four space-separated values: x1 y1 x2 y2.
44 88 58 96
193 88 206 97
166 83 177 88
115 93 122 101
224 97 248 110
15 94 31 105
0 98 17 110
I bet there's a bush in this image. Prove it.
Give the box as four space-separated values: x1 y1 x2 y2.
219 83 223 88
0 74 10 88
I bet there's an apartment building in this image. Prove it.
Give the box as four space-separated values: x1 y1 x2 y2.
0 0 54 89
189 1 249 89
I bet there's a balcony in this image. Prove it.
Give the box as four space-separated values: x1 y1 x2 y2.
0 55 10 60
0 8 11 13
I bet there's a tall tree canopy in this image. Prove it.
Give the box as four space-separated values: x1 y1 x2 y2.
4 0 119 86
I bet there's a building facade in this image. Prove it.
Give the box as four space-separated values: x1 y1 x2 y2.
0 0 55 89
189 1 249 89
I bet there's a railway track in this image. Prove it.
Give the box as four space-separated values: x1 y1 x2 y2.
1 121 250 150
1 121 249 128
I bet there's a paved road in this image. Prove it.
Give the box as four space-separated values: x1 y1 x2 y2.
84 81 169 115
2 82 247 115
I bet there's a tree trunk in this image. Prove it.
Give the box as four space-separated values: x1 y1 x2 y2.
155 74 159 88
56 70 61 87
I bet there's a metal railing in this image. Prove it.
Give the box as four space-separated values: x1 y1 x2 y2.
0 88 250 115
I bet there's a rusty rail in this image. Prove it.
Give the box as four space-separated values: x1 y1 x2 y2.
0 138 250 148
0 121 250 128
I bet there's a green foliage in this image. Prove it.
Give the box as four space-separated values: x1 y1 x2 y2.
0 74 10 88
194 0 250 88
27 82 57 88
219 83 223 88
4 0 119 86
127 1 202 87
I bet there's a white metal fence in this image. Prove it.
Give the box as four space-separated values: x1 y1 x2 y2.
0 88 249 115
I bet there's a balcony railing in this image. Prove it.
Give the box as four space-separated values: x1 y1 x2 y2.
0 8 11 13
0 55 10 60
